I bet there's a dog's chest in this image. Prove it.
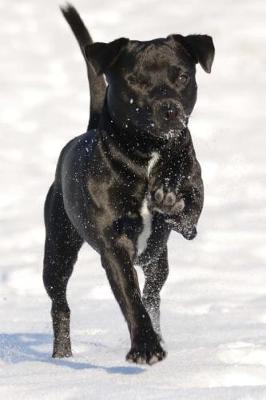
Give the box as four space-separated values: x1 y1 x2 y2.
137 152 160 256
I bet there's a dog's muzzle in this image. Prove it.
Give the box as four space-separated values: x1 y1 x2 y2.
154 101 186 123
161 101 180 121
153 100 188 135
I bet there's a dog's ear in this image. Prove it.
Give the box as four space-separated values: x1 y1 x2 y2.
170 34 215 73
84 38 129 75
183 35 215 73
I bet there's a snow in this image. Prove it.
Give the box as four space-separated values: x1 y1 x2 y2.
1 0 266 398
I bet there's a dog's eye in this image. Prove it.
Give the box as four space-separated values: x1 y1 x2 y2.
178 73 189 85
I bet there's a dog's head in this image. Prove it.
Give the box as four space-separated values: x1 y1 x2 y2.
85 34 214 140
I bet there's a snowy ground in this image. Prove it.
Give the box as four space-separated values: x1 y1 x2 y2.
1 0 266 398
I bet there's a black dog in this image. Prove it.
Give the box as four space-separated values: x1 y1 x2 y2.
43 4 215 365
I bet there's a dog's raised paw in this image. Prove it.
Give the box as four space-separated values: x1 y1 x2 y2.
182 225 197 240
148 186 185 215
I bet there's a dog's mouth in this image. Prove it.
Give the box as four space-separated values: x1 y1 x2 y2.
135 100 189 139
163 128 186 140
147 113 189 140
117 99 189 141
139 122 188 143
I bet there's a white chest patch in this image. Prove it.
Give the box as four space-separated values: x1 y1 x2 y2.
137 199 152 256
147 152 160 178
137 152 160 256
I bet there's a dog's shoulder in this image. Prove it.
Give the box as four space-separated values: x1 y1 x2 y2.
54 129 99 182
61 129 98 159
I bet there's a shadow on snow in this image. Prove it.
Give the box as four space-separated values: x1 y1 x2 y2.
0 332 144 375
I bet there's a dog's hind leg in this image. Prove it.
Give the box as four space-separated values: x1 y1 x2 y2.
43 183 83 358
142 247 169 339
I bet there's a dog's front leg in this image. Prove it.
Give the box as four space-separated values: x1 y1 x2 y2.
100 238 166 365
148 155 204 240
169 184 203 239
149 183 203 239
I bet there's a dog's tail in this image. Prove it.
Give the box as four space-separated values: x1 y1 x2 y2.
60 3 106 130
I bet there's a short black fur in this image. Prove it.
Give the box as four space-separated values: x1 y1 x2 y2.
43 4 215 365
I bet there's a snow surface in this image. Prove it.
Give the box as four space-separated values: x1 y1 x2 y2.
1 0 266 398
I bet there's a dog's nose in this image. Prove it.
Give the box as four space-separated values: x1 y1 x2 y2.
161 102 179 121
165 108 179 120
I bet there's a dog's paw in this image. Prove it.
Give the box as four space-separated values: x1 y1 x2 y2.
178 224 197 240
166 217 198 240
52 341 72 358
126 336 166 365
182 225 197 240
52 349 72 358
148 186 185 215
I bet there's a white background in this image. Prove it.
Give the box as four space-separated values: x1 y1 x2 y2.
0 0 266 399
